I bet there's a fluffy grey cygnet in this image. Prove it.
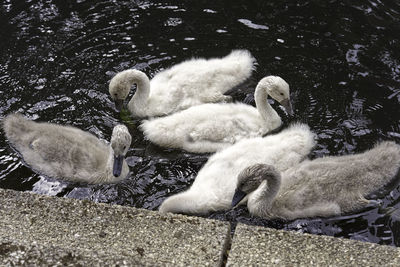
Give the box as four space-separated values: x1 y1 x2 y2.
232 141 400 220
3 113 132 184
109 50 256 117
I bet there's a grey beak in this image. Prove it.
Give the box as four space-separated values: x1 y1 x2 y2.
279 98 294 116
114 99 124 112
113 155 124 177
231 189 247 207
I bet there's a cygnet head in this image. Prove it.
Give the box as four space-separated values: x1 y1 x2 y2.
109 70 136 111
231 164 280 207
262 76 293 116
110 124 132 177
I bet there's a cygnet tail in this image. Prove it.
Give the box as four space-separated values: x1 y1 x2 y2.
279 123 316 155
140 119 184 149
159 190 228 215
361 141 400 193
2 114 34 146
215 49 256 94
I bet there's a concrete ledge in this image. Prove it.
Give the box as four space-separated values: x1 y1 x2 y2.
0 189 230 266
227 223 400 266
2 188 400 266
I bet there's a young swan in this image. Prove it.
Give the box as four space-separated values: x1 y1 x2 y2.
141 76 293 153
158 123 315 215
232 141 400 220
109 50 256 118
3 114 132 184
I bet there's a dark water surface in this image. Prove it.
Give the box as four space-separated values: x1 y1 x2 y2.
1 0 400 246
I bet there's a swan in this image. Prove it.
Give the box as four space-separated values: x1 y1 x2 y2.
140 76 293 153
109 49 256 117
158 123 315 214
2 113 132 184
231 141 400 220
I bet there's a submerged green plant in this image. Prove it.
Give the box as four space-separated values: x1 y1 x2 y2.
120 108 135 128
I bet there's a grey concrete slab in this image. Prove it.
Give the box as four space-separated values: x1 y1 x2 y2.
227 223 400 266
0 188 230 266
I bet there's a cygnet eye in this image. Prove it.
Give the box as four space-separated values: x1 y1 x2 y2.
280 92 284 96
123 146 126 150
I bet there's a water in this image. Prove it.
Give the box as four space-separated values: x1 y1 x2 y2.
1 0 400 246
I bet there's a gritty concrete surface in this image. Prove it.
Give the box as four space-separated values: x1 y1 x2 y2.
2 188 400 266
227 223 400 266
0 188 230 266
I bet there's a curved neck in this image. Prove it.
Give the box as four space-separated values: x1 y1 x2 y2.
248 172 281 217
104 146 115 182
126 70 151 107
254 83 281 130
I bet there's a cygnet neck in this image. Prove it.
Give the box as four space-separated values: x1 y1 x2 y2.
254 81 281 130
248 170 281 216
125 70 151 107
104 146 115 180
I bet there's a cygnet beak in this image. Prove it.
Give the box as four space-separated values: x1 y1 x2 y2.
231 188 247 207
113 155 124 177
279 98 294 116
114 99 124 112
